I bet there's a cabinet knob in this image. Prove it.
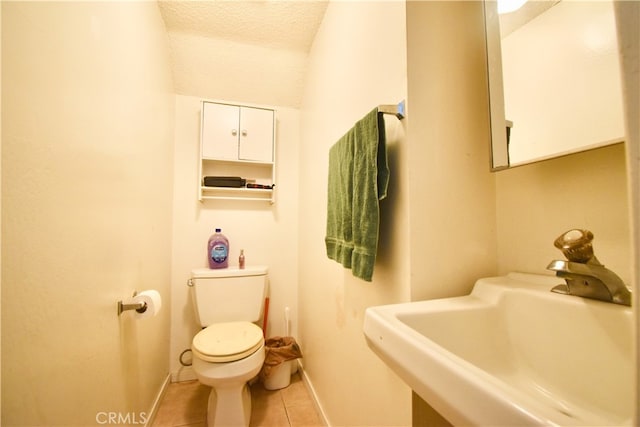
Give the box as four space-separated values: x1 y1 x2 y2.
241 130 248 137
231 129 238 136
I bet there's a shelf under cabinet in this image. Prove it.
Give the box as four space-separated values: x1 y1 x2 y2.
199 186 275 203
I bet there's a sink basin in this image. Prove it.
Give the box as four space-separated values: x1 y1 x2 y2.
364 273 634 426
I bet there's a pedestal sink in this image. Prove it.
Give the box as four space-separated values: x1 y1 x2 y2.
363 273 633 426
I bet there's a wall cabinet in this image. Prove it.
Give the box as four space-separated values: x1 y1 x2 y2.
199 101 276 202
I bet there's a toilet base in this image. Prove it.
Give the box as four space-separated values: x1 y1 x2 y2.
207 382 252 427
192 337 265 427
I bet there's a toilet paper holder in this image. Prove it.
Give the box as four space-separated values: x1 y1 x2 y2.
117 291 148 316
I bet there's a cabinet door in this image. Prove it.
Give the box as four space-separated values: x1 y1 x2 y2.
238 107 274 162
202 102 240 160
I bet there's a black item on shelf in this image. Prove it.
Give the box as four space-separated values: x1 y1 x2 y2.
203 176 246 188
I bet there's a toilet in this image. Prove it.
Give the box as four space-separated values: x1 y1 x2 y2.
190 266 268 427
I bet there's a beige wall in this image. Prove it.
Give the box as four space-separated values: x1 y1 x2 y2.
167 32 309 109
496 144 631 282
2 2 174 425
169 95 300 381
406 1 499 302
298 1 412 426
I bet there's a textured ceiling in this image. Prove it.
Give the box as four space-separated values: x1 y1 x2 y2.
157 1 329 107
158 1 328 51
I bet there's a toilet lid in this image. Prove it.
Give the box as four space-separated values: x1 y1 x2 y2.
192 321 264 363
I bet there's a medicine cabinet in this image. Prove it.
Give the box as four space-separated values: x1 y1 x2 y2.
484 0 625 170
199 101 276 203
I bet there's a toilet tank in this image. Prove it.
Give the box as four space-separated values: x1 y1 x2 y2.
190 266 268 327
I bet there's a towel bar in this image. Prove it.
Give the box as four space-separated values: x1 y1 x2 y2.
378 100 406 119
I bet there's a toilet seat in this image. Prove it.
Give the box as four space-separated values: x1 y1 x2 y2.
193 321 264 363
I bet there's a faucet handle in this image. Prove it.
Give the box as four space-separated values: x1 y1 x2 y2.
553 229 601 264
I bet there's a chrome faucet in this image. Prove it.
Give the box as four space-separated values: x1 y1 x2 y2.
546 229 632 306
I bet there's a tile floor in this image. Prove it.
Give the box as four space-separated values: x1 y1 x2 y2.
152 372 324 427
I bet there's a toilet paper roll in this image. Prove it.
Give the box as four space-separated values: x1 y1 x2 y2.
132 290 162 319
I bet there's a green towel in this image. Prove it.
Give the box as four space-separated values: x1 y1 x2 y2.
325 108 389 282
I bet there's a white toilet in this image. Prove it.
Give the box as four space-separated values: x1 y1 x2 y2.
190 266 268 427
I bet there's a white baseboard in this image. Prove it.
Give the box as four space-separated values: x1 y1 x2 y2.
296 360 330 427
145 373 171 427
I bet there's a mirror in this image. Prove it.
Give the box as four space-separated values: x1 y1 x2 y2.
484 0 625 170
